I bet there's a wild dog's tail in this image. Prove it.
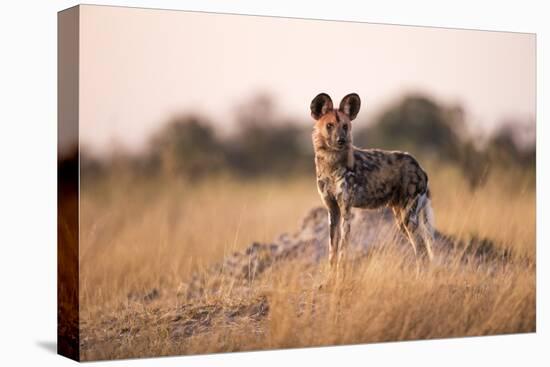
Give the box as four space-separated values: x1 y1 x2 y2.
419 189 435 237
415 188 435 261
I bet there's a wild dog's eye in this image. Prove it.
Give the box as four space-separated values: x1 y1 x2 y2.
326 123 334 130
343 124 348 131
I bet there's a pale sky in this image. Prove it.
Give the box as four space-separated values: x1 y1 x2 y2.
77 5 535 155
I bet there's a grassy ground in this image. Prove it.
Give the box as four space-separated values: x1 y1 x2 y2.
78 165 535 361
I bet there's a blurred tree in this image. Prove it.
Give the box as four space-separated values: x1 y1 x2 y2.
355 94 494 190
486 121 536 169
149 115 225 178
226 94 313 176
355 94 463 162
79 149 105 182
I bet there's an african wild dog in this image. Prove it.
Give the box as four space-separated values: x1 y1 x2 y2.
310 93 435 271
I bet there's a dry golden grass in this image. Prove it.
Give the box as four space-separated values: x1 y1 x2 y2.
78 166 535 361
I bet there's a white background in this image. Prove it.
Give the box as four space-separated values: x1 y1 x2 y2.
0 0 547 366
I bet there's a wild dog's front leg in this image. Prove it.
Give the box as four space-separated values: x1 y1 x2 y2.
337 202 352 268
326 199 341 269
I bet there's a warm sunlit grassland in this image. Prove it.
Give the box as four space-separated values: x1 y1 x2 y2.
78 164 535 361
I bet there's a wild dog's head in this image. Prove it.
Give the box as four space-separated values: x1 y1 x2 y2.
310 93 361 151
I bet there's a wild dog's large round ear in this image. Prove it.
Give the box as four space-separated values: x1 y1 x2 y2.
339 93 361 121
310 93 333 120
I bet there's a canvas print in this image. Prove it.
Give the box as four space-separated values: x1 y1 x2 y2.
58 5 536 361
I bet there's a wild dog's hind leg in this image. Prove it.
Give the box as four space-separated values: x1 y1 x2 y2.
392 206 418 258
